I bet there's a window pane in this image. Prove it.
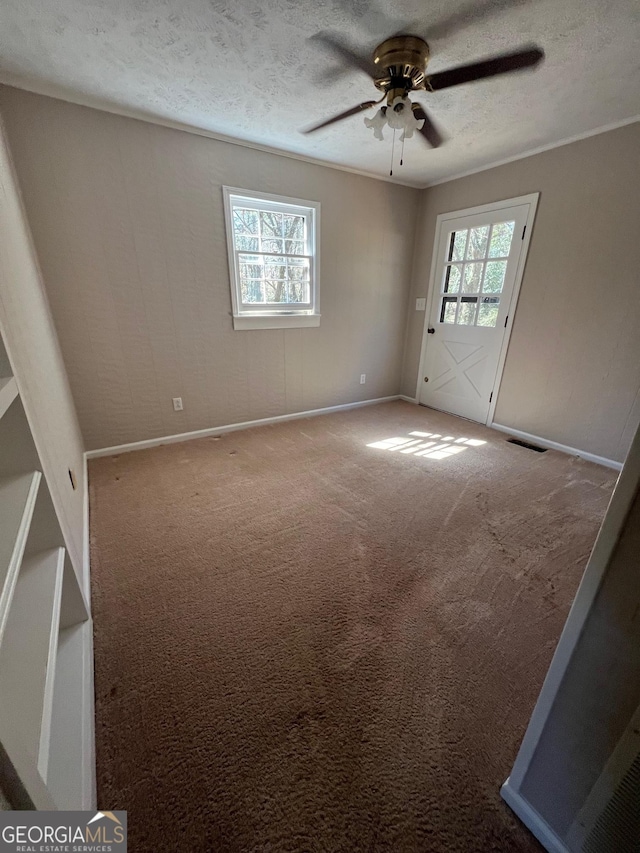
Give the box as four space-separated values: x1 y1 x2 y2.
262 238 283 253
448 230 467 262
483 260 507 293
239 262 263 280
443 263 462 293
287 258 310 281
284 240 305 255
440 296 457 323
241 280 264 303
488 221 515 257
458 297 477 325
260 211 282 238
465 226 490 259
283 215 304 240
463 262 483 293
477 297 500 327
235 235 259 251
233 208 259 235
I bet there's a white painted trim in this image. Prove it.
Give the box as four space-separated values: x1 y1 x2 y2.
85 396 401 459
232 314 321 330
414 194 539 420
0 375 18 421
500 779 570 853
81 453 90 604
81 620 96 810
2 84 637 191
0 83 419 188
424 115 640 188
399 395 417 403
491 422 622 470
505 420 640 794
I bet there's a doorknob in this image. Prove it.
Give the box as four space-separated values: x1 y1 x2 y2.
427 327 435 334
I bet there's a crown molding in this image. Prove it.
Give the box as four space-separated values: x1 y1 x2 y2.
1 81 638 193
0 81 421 189
421 115 640 189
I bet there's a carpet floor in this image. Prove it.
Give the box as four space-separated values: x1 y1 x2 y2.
89 401 616 852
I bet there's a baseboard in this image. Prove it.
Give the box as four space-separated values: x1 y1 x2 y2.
399 395 417 403
491 423 623 471
501 779 570 853
85 396 402 459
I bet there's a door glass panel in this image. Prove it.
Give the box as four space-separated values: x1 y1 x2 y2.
458 297 477 325
465 226 490 259
444 264 462 293
440 296 457 323
483 260 507 293
488 221 515 257
477 297 500 327
463 262 483 293
448 230 467 262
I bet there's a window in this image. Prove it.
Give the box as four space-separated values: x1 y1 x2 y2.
223 187 320 330
439 221 515 328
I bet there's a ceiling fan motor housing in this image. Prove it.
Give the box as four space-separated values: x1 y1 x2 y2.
373 35 430 100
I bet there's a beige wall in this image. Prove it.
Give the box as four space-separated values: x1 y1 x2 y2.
0 118 85 573
0 87 420 451
403 122 640 463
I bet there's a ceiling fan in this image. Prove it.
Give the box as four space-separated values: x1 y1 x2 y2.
304 33 544 150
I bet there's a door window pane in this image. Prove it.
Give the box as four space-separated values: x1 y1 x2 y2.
466 226 490 259
463 262 483 293
443 264 462 293
483 261 507 293
477 298 500 327
488 221 515 257
448 230 467 262
440 296 457 324
458 297 477 325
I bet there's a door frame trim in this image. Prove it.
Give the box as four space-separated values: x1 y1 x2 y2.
414 192 540 424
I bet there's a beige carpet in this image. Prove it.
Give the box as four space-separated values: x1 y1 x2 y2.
89 401 616 852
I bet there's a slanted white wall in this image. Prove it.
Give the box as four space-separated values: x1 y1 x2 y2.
0 117 85 575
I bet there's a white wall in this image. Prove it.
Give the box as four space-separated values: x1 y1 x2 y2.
403 122 640 464
0 117 85 574
0 87 420 451
503 417 640 850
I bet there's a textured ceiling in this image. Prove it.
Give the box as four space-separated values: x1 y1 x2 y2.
0 0 639 187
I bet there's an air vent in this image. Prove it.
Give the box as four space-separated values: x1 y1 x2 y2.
506 438 547 453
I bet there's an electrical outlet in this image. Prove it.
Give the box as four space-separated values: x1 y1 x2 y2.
415 297 426 311
360 374 366 384
172 397 183 411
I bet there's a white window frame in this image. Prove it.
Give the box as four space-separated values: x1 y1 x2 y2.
222 186 321 330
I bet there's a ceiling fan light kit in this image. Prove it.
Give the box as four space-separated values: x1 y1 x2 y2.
305 31 544 168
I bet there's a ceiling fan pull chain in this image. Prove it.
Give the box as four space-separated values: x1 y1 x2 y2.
400 132 406 167
390 127 396 176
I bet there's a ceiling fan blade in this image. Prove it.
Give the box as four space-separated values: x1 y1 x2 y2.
426 0 538 42
427 46 544 91
411 104 444 148
303 101 380 133
309 32 377 79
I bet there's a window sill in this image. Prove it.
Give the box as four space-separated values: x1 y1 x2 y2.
232 314 321 330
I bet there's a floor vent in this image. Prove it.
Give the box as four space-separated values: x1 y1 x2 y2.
506 438 547 453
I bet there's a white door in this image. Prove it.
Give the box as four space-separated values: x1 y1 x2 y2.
418 199 535 423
